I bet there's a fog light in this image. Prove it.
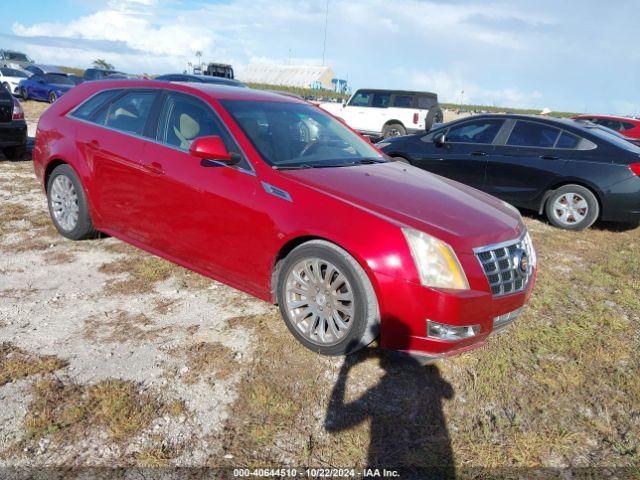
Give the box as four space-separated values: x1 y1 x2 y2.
427 320 479 341
492 307 522 334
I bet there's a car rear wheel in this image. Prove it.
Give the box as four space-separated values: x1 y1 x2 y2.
545 184 599 230
47 164 99 240
382 123 406 139
48 91 57 103
21 88 28 100
276 240 379 356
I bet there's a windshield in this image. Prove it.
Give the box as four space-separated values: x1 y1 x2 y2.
45 74 74 86
220 100 385 168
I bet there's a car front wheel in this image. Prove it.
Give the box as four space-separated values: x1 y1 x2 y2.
276 240 379 356
545 184 599 230
21 88 28 100
48 91 57 103
47 164 99 240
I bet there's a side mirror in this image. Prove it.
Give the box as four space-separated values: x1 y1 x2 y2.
433 132 446 147
189 136 238 164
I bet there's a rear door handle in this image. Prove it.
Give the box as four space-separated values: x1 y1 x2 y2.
143 161 164 175
539 155 559 160
471 151 487 156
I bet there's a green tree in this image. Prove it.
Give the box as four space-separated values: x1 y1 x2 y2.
92 59 114 70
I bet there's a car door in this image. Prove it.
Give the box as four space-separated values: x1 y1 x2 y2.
342 90 372 131
484 119 569 209
75 89 160 239
411 118 505 190
138 91 271 290
26 75 43 99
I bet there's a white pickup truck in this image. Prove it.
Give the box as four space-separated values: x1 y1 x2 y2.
319 89 443 139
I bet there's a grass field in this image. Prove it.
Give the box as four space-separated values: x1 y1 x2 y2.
0 101 638 477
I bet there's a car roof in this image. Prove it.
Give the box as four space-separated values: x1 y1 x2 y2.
76 79 306 103
574 114 640 123
354 88 437 97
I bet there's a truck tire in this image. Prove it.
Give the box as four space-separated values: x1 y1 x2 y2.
382 123 406 138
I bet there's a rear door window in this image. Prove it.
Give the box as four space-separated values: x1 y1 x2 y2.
417 96 437 109
446 119 504 144
70 90 123 121
392 94 413 108
507 121 561 148
103 91 158 136
371 92 391 108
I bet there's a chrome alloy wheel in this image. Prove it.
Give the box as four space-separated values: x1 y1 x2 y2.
50 175 79 231
284 258 355 346
551 192 588 226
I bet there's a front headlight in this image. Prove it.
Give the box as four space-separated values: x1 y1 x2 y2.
402 228 469 290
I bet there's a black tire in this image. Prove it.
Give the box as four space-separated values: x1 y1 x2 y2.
544 184 599 231
47 164 99 240
382 122 406 139
276 240 380 356
2 145 27 160
21 88 28 100
48 91 57 104
424 108 443 131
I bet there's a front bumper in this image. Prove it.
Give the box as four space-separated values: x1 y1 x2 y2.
0 120 27 147
375 267 536 358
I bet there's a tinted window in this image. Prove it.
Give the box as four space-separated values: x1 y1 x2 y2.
5 52 28 62
30 75 43 83
392 95 413 108
349 90 371 107
446 119 504 144
417 96 437 109
621 121 636 131
556 131 580 149
507 121 560 148
593 118 622 131
70 90 122 121
104 91 157 135
371 92 390 108
44 74 74 85
156 93 225 151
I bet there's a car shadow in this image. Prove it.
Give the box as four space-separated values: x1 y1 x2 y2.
325 320 456 479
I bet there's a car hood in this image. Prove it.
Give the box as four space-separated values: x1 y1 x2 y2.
280 162 524 251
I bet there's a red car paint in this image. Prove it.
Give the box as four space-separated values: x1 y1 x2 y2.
573 114 640 141
34 81 536 358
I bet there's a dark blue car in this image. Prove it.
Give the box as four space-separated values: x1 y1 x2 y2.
18 73 75 103
378 114 640 230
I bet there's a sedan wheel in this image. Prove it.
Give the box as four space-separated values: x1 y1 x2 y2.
277 240 379 356
284 258 355 346
545 184 599 230
21 88 28 100
50 175 79 231
49 91 57 103
47 164 99 240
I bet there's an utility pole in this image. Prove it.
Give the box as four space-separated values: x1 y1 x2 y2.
321 0 329 66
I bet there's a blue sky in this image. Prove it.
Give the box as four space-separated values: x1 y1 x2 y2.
3 0 639 114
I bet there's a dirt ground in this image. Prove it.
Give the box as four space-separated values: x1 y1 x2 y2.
0 100 638 476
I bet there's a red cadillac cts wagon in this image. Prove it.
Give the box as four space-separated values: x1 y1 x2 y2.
34 81 537 360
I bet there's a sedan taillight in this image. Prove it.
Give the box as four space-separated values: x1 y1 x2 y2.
630 162 640 176
12 99 24 121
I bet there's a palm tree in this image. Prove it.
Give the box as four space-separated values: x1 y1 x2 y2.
92 59 115 70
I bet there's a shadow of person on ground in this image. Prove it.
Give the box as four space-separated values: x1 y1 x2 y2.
325 320 456 479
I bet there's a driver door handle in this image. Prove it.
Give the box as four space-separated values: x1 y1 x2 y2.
471 151 487 156
143 161 164 175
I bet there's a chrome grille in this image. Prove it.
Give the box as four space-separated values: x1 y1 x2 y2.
474 232 535 297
